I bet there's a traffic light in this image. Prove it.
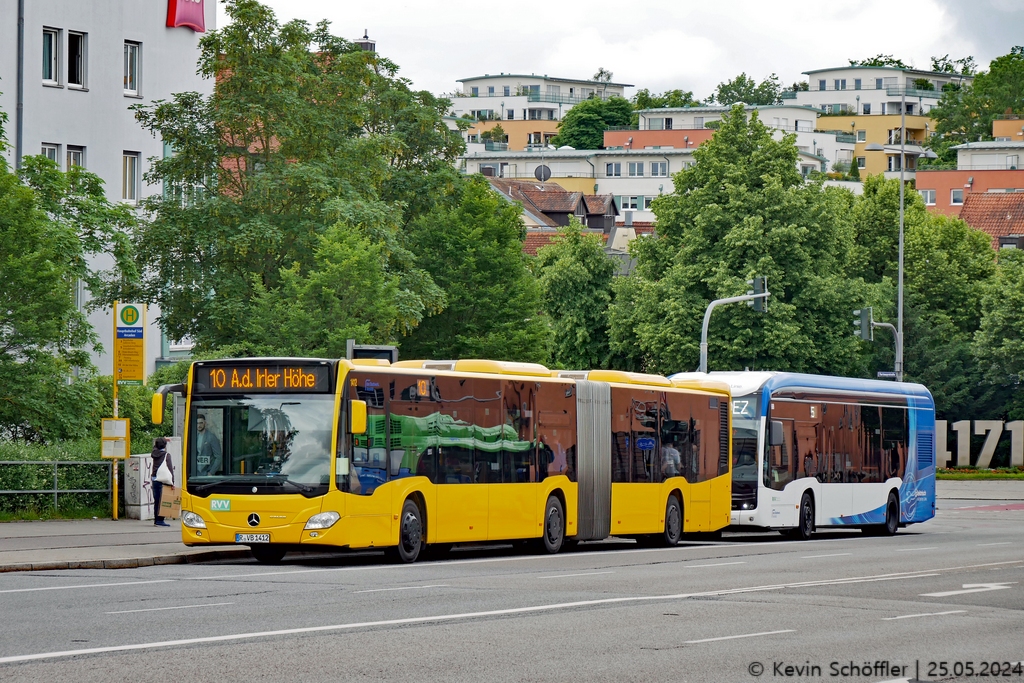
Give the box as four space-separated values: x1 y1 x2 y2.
746 276 767 313
853 307 873 341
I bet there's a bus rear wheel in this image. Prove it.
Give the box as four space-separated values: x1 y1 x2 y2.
867 493 900 537
540 495 565 554
251 545 286 564
387 498 423 564
660 495 683 547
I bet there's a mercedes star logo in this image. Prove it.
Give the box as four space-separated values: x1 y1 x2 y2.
247 513 260 527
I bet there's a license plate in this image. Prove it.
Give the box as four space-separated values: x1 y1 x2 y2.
235 533 270 543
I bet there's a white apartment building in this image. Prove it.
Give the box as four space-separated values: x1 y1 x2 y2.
448 73 632 123
632 104 856 176
0 0 216 376
783 65 973 115
951 141 1024 170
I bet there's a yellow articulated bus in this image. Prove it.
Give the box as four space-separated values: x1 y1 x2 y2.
152 357 732 563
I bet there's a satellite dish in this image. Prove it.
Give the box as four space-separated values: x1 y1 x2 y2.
535 165 552 181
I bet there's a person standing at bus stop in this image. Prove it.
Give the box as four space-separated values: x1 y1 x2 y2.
151 438 174 527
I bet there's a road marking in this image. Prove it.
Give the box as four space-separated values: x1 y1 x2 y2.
882 610 966 621
685 629 795 644
0 566 1001 664
896 547 937 552
106 602 234 615
688 561 745 568
351 585 448 594
0 580 174 595
978 542 1013 546
921 582 1017 597
801 553 852 559
537 571 614 579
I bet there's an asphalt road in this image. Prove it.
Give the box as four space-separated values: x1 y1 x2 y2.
0 499 1021 683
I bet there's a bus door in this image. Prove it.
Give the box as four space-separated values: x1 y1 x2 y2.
342 374 392 548
764 416 797 527
811 406 852 525
611 389 662 535
489 380 538 541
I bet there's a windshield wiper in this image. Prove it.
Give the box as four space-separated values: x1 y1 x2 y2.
277 478 314 493
190 476 256 492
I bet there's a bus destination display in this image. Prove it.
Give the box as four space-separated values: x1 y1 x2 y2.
195 364 332 393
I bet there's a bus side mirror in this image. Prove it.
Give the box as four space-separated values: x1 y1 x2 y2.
349 400 367 434
151 393 164 425
770 420 785 446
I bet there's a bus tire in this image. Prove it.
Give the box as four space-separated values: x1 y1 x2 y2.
660 495 683 547
251 545 286 564
881 492 900 536
388 498 423 564
794 492 814 540
541 495 565 554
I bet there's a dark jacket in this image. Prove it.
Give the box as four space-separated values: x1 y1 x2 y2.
151 447 174 480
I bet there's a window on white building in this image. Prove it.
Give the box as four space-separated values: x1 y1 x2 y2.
648 118 664 130
621 196 639 210
693 117 704 127
41 144 59 164
854 78 862 90
1008 155 1019 169
488 86 494 96
506 109 514 120
628 162 644 177
124 41 140 95
43 28 59 84
471 86 478 96
66 145 85 168
503 86 510 96
651 161 668 177
68 31 86 88
818 79 826 91
606 163 621 177
122 152 139 202
862 103 872 115
951 189 964 205
834 79 846 90
856 130 866 142
919 189 936 205
644 196 653 209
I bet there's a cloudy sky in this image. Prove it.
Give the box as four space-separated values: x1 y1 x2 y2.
217 0 1022 99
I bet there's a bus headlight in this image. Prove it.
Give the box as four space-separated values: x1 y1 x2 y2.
304 511 341 530
182 511 207 529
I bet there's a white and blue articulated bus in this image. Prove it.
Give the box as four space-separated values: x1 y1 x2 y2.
669 372 936 538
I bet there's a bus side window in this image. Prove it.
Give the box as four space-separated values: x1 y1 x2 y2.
611 388 631 482
660 393 689 481
535 381 576 482
503 380 534 483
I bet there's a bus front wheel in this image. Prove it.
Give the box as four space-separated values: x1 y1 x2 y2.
387 498 423 564
540 495 565 554
793 493 814 540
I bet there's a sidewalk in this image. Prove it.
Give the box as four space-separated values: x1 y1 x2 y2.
0 518 249 573
1 481 1021 573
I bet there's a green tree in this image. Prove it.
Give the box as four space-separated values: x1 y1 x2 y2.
0 138 107 440
848 174 929 283
608 105 882 375
536 218 616 369
710 73 781 106
631 88 698 110
123 0 459 352
903 215 997 419
848 54 910 68
930 54 977 76
974 250 1024 419
926 47 1024 167
401 177 550 362
550 97 633 149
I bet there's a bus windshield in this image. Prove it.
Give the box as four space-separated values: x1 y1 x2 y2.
731 393 760 509
186 394 334 497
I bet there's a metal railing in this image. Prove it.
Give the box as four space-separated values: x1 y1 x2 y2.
0 460 114 509
525 91 619 105
483 141 508 151
953 163 1022 170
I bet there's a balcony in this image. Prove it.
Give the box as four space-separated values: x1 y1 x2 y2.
526 91 618 105
483 141 508 152
885 86 941 99
780 91 798 99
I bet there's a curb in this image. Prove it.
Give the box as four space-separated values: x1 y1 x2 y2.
0 548 252 573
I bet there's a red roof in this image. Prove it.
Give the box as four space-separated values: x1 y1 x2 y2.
523 231 558 256
520 188 583 213
959 193 1024 248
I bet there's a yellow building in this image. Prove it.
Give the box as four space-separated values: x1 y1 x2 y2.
464 119 561 152
817 114 932 178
